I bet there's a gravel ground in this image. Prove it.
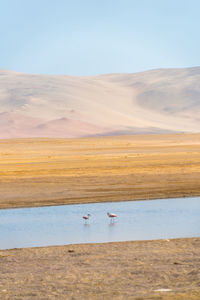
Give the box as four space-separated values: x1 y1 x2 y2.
0 238 199 299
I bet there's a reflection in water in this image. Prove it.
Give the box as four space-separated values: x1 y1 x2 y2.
108 220 117 240
82 223 91 244
0 197 200 250
108 222 116 227
83 223 90 228
109 219 117 224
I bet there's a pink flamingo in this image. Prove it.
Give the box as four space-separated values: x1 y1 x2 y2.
82 213 91 223
107 212 117 221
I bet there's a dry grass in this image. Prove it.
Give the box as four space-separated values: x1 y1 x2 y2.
0 133 200 209
0 238 199 299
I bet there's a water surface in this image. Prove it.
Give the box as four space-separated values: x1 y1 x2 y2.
0 197 199 250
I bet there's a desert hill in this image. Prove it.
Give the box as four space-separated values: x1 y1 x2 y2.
0 67 200 138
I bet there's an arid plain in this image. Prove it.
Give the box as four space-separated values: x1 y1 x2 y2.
1 133 200 299
0 238 199 299
0 133 200 209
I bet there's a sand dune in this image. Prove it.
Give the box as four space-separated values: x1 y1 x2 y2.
0 67 200 138
0 112 108 138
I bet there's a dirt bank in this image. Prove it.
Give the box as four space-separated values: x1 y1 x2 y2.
0 238 199 299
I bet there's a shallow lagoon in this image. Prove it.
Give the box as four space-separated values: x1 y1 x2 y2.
0 197 200 250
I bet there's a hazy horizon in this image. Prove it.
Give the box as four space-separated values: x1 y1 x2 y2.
0 66 200 138
1 65 200 77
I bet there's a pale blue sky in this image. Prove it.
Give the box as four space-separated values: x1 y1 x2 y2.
0 0 199 75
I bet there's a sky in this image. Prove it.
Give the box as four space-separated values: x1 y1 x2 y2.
0 0 200 76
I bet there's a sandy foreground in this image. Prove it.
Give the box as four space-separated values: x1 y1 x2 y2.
0 238 199 299
1 133 200 209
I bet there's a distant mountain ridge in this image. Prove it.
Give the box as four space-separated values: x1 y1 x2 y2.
0 67 200 138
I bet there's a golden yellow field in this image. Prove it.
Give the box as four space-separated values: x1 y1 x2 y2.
1 134 200 299
1 133 200 209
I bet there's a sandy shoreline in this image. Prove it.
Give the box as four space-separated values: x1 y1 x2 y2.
0 238 199 299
